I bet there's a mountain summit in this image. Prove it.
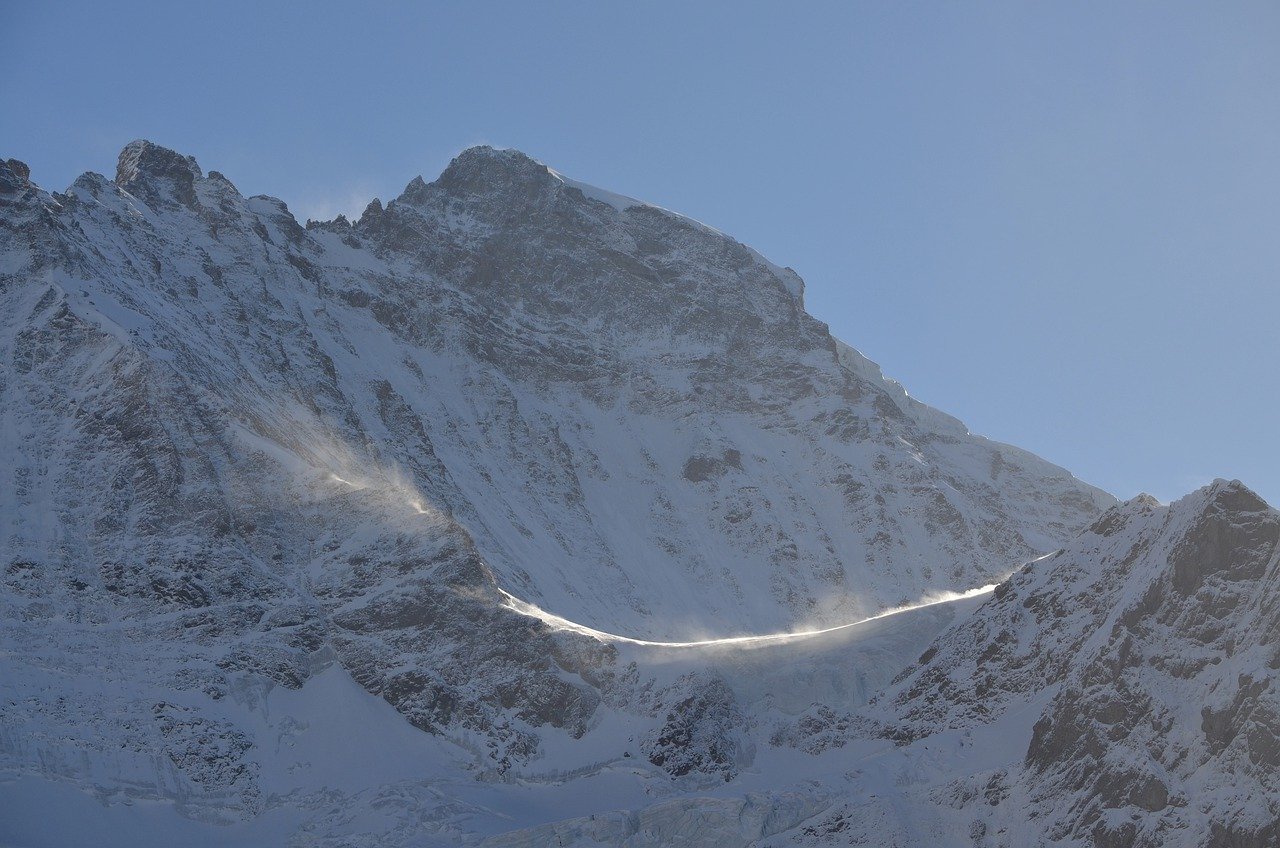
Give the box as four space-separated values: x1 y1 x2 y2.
114 139 204 206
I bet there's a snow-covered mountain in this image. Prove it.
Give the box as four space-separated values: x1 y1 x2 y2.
1 141 1111 633
861 479 1280 847
11 140 1253 846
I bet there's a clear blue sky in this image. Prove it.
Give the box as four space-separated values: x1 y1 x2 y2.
5 1 1278 505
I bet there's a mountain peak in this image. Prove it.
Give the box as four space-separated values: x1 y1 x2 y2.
1188 478 1271 516
115 139 202 207
0 158 31 194
447 144 545 172
432 145 556 195
3 158 30 181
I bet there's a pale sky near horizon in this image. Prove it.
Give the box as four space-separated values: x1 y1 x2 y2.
4 1 1278 505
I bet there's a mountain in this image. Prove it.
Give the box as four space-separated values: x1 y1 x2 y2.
0 141 1119 845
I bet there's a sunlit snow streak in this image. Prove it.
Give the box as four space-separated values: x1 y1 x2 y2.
326 468 1015 649
496 585 999 649
328 473 361 488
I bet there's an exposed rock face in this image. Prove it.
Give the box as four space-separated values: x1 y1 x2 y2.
115 139 202 208
0 140 1114 843
644 678 750 782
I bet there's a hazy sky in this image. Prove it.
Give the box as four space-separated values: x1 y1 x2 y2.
5 1 1278 504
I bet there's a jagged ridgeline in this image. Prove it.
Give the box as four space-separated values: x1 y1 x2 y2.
0 142 1172 846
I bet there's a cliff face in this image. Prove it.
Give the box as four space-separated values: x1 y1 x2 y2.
0 143 1114 845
